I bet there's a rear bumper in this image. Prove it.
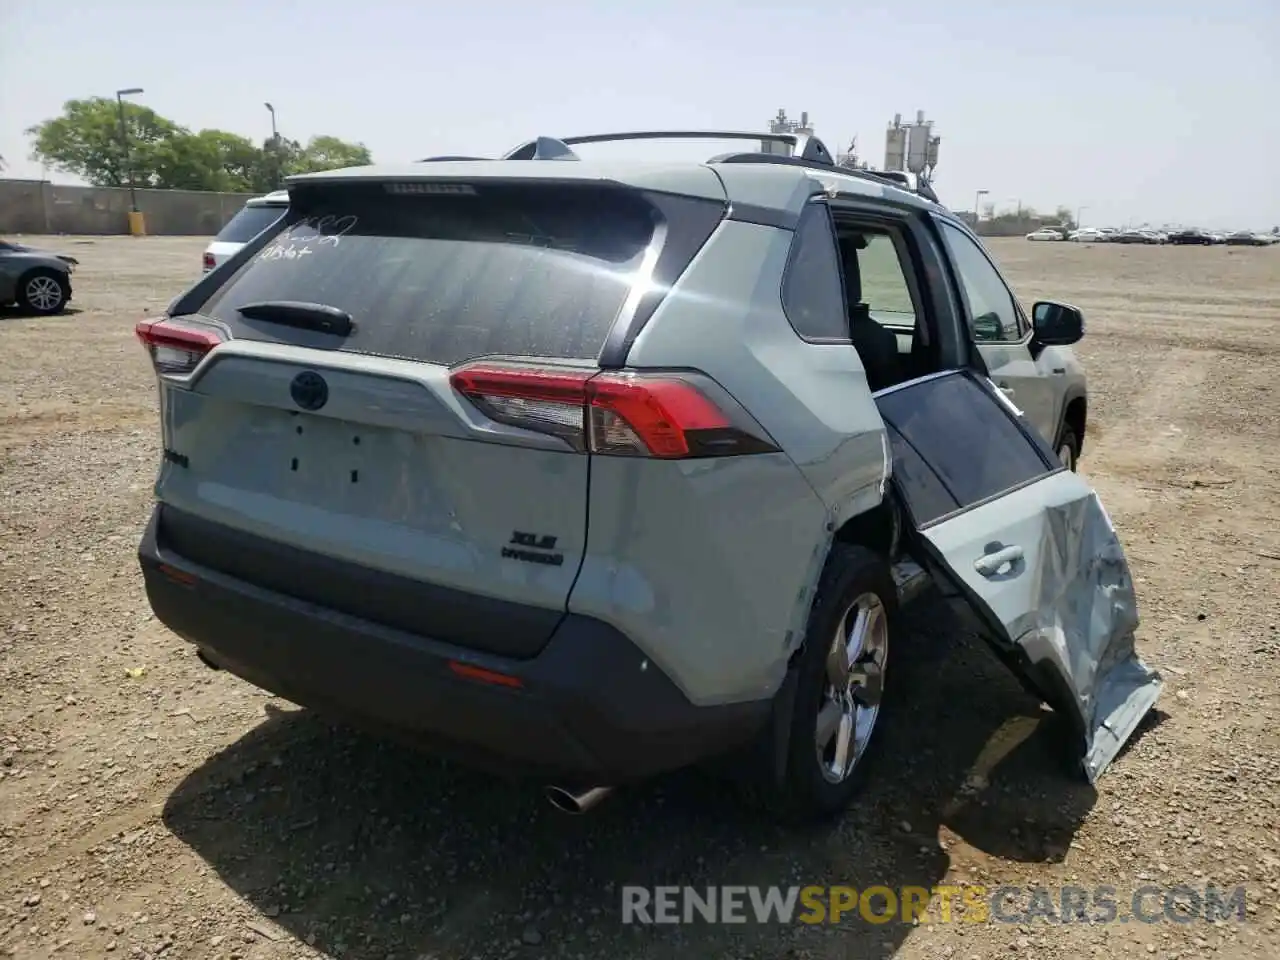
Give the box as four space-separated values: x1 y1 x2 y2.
138 507 770 783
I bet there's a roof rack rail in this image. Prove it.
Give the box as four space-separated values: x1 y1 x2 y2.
502 130 837 165
709 151 841 174
415 155 489 162
492 131 943 205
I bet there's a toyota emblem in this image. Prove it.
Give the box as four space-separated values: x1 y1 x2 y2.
290 371 329 411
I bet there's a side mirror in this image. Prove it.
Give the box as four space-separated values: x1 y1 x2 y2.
972 312 1003 342
1032 300 1084 346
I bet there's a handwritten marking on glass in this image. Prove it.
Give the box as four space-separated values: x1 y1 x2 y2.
258 215 359 262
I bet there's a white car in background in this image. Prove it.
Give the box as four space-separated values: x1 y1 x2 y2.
1026 227 1064 241
1069 227 1108 242
201 191 289 273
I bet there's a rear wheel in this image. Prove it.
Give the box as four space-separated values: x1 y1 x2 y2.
18 269 69 315
1056 425 1079 472
768 544 899 821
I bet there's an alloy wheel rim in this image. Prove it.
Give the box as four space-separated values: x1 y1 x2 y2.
815 592 889 784
27 276 62 311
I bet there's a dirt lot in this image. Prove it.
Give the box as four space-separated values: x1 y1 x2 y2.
1 236 1278 960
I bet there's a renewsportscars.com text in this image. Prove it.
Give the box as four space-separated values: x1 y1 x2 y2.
620 884 1248 926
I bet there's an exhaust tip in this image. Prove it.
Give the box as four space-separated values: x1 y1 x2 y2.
545 785 613 815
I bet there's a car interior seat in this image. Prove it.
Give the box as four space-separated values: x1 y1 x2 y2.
838 234 902 392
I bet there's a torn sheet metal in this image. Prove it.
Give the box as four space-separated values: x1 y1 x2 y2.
1020 487 1163 782
919 473 1162 783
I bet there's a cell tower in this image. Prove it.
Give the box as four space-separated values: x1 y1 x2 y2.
884 115 908 173
885 110 940 187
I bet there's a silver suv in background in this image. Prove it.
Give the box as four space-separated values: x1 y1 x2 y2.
202 190 288 273
137 130 1158 821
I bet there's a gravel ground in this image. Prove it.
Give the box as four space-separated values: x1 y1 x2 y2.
1 236 1278 960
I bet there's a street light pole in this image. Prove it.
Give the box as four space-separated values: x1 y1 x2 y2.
1076 206 1088 229
115 87 144 212
264 102 280 188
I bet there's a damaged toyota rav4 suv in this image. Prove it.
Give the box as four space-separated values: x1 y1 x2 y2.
136 130 1161 820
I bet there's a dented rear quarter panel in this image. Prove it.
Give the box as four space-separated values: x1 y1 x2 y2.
565 216 888 706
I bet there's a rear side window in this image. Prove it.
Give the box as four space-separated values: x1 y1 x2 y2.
781 203 849 342
215 204 287 243
200 182 655 366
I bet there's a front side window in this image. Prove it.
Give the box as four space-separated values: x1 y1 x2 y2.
936 222 1023 343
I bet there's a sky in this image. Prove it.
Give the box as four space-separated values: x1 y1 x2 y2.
2 0 1277 229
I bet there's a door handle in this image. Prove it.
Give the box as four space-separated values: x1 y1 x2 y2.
974 544 1024 577
1051 367 1066 374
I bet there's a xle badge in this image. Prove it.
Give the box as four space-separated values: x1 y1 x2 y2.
290 371 328 411
502 531 564 567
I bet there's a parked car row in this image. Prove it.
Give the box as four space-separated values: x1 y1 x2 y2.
1026 225 1279 246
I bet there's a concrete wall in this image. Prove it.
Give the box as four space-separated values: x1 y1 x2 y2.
0 179 256 236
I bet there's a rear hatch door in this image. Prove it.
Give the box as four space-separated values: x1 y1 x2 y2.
155 174 705 658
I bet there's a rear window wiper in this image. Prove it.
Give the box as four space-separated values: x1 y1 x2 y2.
236 300 353 336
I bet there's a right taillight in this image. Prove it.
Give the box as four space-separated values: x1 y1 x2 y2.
135 318 224 376
202 252 216 272
450 363 779 459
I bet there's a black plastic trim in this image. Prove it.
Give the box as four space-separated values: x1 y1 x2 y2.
155 505 563 659
139 509 770 782
727 202 798 230
597 192 728 368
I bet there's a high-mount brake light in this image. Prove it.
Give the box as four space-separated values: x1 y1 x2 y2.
450 363 778 459
135 319 223 376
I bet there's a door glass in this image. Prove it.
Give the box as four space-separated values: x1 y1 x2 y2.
936 222 1022 343
883 423 958 526
857 233 917 329
781 203 849 342
877 372 1054 518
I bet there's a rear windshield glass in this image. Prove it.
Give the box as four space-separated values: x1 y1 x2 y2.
215 203 288 243
200 182 655 366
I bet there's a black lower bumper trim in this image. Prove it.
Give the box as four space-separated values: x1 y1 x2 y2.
139 508 769 783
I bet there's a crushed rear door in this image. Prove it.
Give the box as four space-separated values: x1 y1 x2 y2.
150 176 722 659
876 370 1162 781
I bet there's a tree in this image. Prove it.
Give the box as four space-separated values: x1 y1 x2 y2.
27 98 185 188
290 135 373 175
26 98 372 192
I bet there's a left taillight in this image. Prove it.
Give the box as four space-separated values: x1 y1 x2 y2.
135 319 224 376
201 252 216 272
450 362 780 459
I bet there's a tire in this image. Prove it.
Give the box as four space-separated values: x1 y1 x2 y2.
767 543 900 822
17 269 69 315
1056 425 1079 472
